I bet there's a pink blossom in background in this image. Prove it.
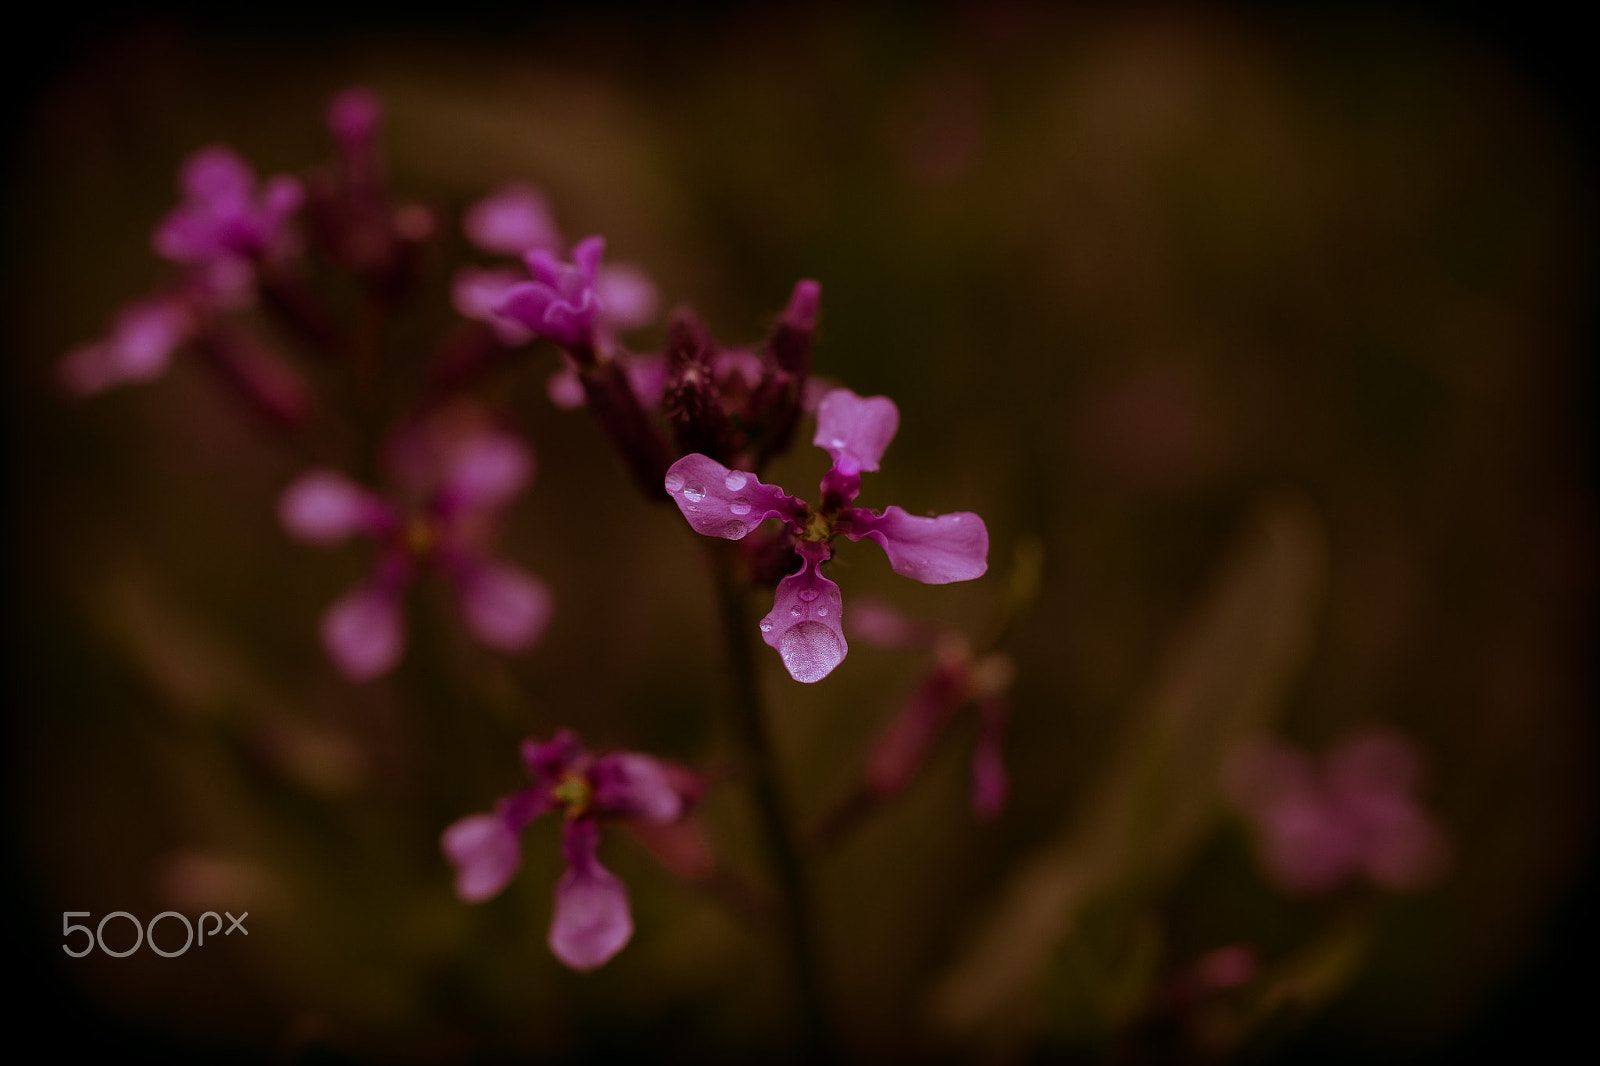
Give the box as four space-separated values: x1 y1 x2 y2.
849 598 1014 819
278 409 551 680
1224 729 1448 895
153 144 304 270
441 730 702 970
664 388 989 683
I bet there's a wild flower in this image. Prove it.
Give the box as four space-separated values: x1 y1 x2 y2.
664 388 989 682
441 729 701 971
278 410 550 680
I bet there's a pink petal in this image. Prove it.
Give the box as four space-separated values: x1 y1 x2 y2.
546 365 587 409
451 266 534 346
179 144 253 201
813 389 899 475
549 820 633 971
462 182 562 257
595 262 659 334
441 812 523 902
278 471 390 544
321 583 406 681
664 453 808 540
590 754 683 824
521 730 587 787
455 560 552 652
760 540 848 683
437 430 533 515
713 347 765 389
838 506 989 584
327 87 383 145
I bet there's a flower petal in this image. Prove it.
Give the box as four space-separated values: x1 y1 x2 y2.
462 182 562 257
590 753 683 824
846 597 937 650
278 471 391 544
760 540 848 683
451 266 534 346
437 430 533 515
838 506 989 584
441 811 523 902
864 661 964 796
595 262 659 335
455 560 552 652
321 582 406 681
522 730 587 787
549 820 633 971
813 389 899 475
664 453 807 540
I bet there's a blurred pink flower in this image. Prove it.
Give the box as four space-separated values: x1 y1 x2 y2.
1224 729 1448 895
279 410 550 680
441 730 702 971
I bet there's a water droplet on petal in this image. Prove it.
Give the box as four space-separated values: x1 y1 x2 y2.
686 504 699 513
778 621 845 683
790 604 803 618
817 606 828 617
759 620 773 633
729 497 752 516
683 481 706 502
724 471 748 491
828 589 840 604
723 520 746 539
664 472 684 493
797 587 818 602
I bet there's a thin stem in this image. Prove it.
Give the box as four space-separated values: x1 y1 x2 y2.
709 540 834 1058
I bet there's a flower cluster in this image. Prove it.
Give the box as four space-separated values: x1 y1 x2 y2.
1223 729 1448 895
664 388 989 682
441 730 700 970
279 409 551 680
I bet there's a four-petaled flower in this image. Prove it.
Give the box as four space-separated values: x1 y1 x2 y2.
1223 729 1448 895
278 410 552 680
664 388 989 683
441 729 698 971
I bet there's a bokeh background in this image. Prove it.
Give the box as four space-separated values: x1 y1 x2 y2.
3 4 1594 1063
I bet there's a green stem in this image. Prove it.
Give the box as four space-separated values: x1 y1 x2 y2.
710 541 834 1056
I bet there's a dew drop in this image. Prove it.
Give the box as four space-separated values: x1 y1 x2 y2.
664 472 685 493
724 471 748 491
797 587 818 602
683 481 706 502
790 604 803 618
817 606 828 617
778 621 845 683
759 620 773 633
828 589 841 604
686 504 699 513
722 520 746 539
729 497 752 516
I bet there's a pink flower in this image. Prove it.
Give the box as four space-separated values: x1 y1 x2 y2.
441 730 700 971
58 295 196 396
665 388 989 683
278 410 551 680
1224 729 1448 895
152 145 303 270
453 184 659 355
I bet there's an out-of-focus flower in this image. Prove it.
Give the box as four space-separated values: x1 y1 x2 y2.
278 409 550 680
441 729 702 971
453 184 659 358
849 599 1014 818
665 388 989 683
1224 729 1448 895
152 144 304 272
58 295 196 396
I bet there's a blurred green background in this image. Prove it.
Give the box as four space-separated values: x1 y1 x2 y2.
3 5 1593 1063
